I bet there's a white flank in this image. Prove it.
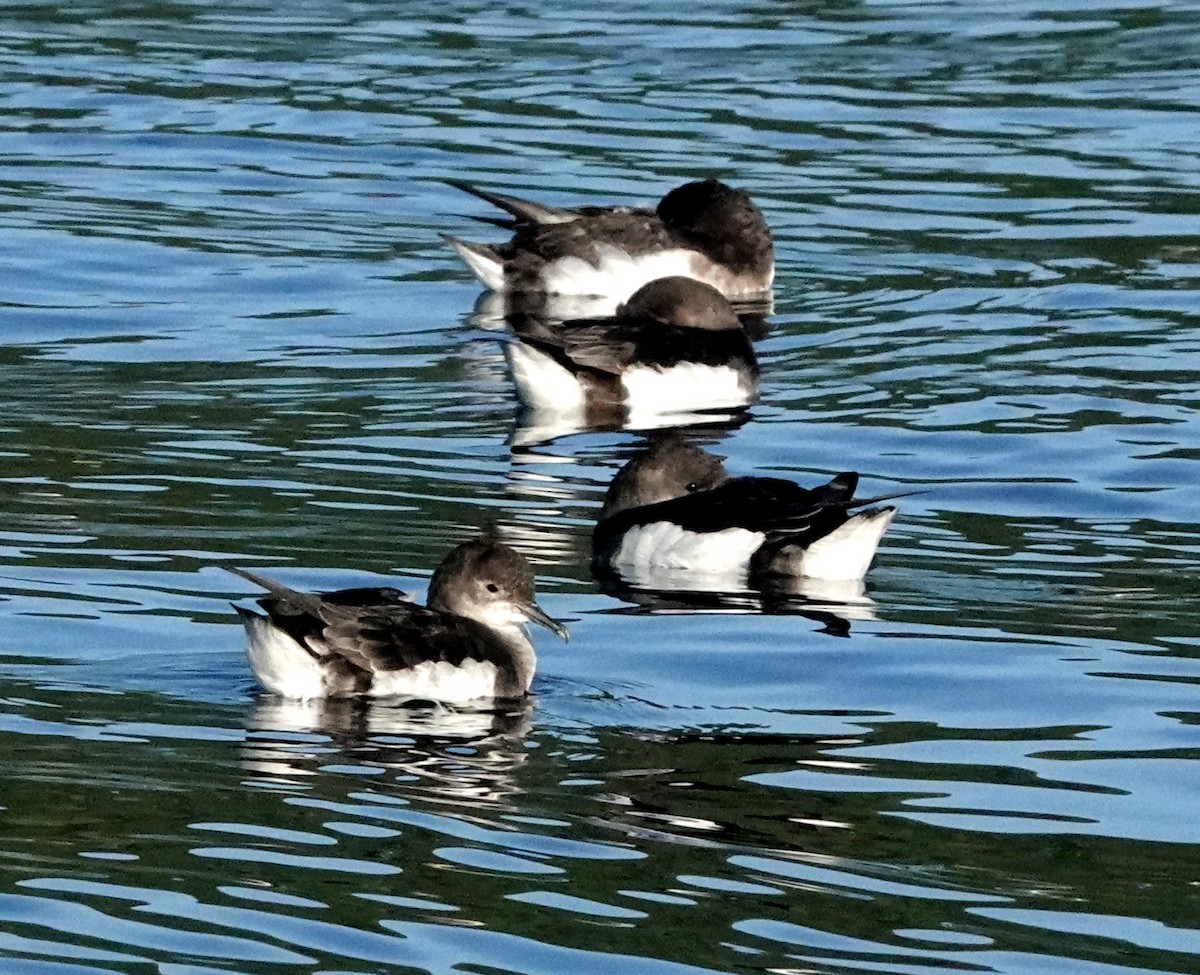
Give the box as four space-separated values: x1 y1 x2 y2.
506 342 592 443
789 508 897 581
241 612 508 704
507 346 752 438
613 522 765 574
622 362 754 428
541 245 699 299
241 613 328 701
369 658 500 704
609 509 895 590
506 343 587 413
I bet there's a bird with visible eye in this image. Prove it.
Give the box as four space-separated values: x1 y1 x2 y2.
593 437 909 592
225 538 568 704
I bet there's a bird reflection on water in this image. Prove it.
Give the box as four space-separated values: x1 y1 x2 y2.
593 575 879 638
243 696 535 807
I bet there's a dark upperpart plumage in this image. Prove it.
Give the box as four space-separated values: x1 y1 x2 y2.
654 179 774 275
617 274 741 330
443 178 774 298
509 276 758 385
226 538 567 702
592 437 906 582
597 472 862 554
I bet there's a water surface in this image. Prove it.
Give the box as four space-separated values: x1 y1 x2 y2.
2 2 1199 973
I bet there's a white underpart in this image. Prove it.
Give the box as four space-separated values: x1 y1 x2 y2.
368 657 500 704
506 343 590 444
614 522 766 569
507 344 753 439
608 508 896 591
240 610 527 704
783 509 897 581
622 362 754 427
507 343 587 413
541 245 700 299
241 612 329 701
611 522 765 591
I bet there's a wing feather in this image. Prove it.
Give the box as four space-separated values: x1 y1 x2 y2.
595 475 866 555
446 180 580 226
227 570 517 683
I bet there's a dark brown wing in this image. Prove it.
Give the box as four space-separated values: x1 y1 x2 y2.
315 600 518 677
228 569 520 684
510 318 757 380
593 475 861 558
504 209 675 287
446 180 582 226
511 321 638 378
555 324 641 375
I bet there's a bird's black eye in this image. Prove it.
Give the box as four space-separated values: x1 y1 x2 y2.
686 482 700 492
486 583 499 593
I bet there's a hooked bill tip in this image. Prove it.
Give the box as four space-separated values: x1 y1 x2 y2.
523 601 570 642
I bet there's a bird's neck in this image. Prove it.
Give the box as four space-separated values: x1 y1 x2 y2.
495 623 538 695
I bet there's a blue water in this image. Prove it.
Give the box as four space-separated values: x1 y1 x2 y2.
2 2 1199 973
